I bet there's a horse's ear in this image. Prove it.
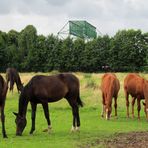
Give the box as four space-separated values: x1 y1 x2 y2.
142 102 146 106
13 112 18 116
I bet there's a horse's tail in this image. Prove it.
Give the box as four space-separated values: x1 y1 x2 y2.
77 95 84 107
10 78 14 92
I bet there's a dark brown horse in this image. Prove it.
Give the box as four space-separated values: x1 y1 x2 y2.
6 68 23 93
13 73 83 136
0 75 8 138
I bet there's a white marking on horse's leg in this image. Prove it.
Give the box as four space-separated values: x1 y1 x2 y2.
71 126 76 132
106 109 109 120
76 126 80 132
48 125 52 133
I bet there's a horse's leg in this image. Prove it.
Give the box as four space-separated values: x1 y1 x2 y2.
137 97 141 120
66 98 79 132
75 105 80 131
114 96 117 118
125 91 130 118
101 93 105 118
131 97 136 119
30 102 37 134
42 103 51 132
1 105 7 138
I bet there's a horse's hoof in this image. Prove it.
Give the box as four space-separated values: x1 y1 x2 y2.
43 128 48 132
29 129 35 135
115 116 118 119
71 126 76 132
29 132 34 135
3 135 8 138
75 127 80 132
43 126 52 133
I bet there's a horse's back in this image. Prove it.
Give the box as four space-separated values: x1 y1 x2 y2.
101 73 119 91
124 73 144 98
101 73 120 98
58 73 79 90
30 73 79 91
26 73 79 102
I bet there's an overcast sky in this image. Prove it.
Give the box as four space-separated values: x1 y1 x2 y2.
0 0 148 36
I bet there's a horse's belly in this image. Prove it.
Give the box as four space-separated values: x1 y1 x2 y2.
47 97 63 102
32 93 65 103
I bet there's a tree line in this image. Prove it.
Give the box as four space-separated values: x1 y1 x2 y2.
0 25 148 72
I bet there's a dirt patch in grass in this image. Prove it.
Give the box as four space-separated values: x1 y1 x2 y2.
95 131 148 148
81 131 148 148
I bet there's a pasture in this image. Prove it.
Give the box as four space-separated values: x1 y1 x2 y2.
0 72 148 148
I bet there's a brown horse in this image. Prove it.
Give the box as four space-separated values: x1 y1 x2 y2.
0 75 8 138
13 73 83 136
6 68 23 93
101 73 120 120
124 73 146 119
143 80 148 119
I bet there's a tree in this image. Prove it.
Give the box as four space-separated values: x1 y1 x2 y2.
6 30 20 68
81 35 110 72
60 37 74 71
0 31 8 71
18 25 37 71
110 29 147 71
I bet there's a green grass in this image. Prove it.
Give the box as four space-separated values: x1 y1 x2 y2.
0 72 148 148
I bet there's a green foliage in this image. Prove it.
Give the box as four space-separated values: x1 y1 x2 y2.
0 26 147 72
110 29 147 71
0 31 8 71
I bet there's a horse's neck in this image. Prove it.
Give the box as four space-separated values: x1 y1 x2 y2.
18 93 29 117
16 75 22 85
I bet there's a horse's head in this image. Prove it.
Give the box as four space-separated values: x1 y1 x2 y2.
13 112 27 136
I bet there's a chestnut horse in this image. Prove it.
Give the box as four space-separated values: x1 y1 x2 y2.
101 73 120 120
143 80 148 119
0 75 8 138
6 68 23 93
13 73 83 136
124 73 146 119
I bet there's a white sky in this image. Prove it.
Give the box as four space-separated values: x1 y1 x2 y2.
0 0 148 36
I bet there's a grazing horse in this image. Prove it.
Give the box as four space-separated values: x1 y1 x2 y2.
143 80 148 120
0 75 8 138
124 73 146 119
101 73 120 120
13 73 83 136
6 68 23 93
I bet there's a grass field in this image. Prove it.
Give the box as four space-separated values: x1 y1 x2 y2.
0 72 148 148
